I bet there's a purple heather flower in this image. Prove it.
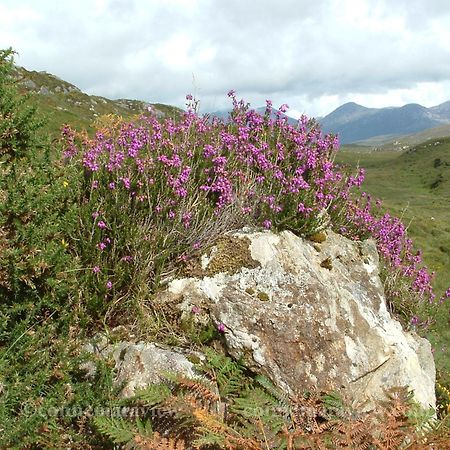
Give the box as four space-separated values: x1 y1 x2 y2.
106 280 113 289
97 220 106 229
191 306 201 314
411 316 419 325
217 323 226 333
92 266 100 274
120 177 131 190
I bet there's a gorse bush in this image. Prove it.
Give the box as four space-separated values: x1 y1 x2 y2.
0 48 78 313
62 91 449 321
0 48 43 161
0 48 100 448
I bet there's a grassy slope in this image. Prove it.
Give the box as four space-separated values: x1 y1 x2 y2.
337 140 450 372
353 123 450 150
13 67 183 136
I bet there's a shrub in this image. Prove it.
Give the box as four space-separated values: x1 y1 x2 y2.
61 93 352 318
0 48 43 160
61 92 448 324
0 48 78 313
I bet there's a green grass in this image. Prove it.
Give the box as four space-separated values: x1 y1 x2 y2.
336 138 450 373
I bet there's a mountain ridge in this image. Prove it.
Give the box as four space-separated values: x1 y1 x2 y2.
320 100 450 144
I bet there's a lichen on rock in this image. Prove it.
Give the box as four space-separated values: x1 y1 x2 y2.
185 234 260 278
156 228 436 412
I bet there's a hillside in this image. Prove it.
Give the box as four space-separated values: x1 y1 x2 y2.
335 139 450 369
12 66 183 135
321 101 450 144
341 123 450 150
336 138 450 290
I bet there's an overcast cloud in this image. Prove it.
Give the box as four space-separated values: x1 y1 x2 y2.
1 0 450 117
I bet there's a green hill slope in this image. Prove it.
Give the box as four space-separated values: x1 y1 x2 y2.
336 138 450 294
352 123 450 150
12 66 183 135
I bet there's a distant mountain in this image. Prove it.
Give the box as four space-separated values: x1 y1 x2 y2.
208 106 297 125
320 101 450 144
12 66 183 135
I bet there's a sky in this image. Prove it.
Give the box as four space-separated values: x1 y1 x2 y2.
1 0 450 118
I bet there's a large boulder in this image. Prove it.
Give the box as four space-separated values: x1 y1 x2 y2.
157 228 436 411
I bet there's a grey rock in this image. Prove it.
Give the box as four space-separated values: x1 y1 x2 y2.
20 79 37 90
158 229 436 411
112 342 202 397
82 336 203 398
38 86 50 95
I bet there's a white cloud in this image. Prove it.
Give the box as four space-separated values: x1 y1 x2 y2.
0 0 450 116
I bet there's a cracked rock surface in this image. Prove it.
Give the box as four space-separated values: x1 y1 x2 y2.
159 228 436 411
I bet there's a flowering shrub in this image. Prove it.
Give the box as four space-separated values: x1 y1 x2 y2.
62 92 449 319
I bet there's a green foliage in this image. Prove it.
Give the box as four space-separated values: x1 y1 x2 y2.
94 416 153 444
0 48 44 160
0 319 119 448
134 383 172 407
198 348 250 398
92 349 450 449
0 48 107 448
0 48 80 308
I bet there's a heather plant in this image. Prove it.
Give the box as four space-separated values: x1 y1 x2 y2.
62 92 354 318
62 91 449 325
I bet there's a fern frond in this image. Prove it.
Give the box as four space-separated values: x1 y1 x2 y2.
175 376 220 404
93 415 138 443
255 374 290 411
200 349 248 398
135 383 172 407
